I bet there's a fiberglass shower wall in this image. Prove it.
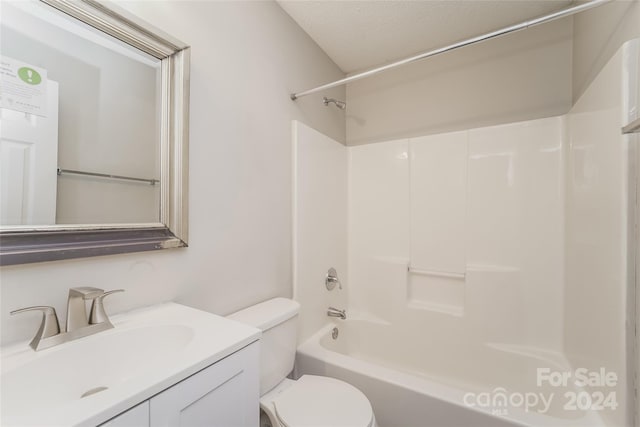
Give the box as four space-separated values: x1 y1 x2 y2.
344 39 639 427
564 39 639 427
293 121 348 344
347 117 565 351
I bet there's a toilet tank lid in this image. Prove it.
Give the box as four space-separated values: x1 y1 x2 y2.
227 298 300 331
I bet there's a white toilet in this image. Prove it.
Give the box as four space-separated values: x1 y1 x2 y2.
228 298 376 427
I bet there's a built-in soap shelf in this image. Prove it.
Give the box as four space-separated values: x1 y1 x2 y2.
406 264 465 317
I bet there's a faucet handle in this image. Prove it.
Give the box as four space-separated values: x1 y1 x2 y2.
10 306 61 350
325 268 342 291
89 289 124 325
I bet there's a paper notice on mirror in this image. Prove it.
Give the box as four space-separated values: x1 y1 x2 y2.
0 56 47 117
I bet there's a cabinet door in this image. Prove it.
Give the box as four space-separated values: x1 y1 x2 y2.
150 342 259 427
100 401 149 427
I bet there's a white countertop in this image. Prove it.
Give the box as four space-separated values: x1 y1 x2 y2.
1 302 261 426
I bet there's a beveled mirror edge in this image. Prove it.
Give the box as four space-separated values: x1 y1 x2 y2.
0 0 190 266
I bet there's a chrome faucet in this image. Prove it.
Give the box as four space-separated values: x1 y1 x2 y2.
10 287 124 351
327 307 346 320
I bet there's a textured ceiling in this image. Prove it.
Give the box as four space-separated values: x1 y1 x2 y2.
277 0 573 74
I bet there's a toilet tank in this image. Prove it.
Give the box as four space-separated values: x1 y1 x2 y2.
227 298 300 395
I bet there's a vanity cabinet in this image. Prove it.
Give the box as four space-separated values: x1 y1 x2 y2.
101 402 149 426
101 342 259 427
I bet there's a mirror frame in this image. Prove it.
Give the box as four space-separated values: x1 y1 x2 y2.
0 0 190 265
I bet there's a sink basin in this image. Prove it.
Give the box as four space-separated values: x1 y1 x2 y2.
3 324 193 412
1 303 260 426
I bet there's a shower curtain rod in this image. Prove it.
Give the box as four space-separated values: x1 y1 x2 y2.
290 0 611 101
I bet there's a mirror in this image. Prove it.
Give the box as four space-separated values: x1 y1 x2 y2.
0 0 190 265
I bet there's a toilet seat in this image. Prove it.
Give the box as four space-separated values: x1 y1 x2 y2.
261 375 375 427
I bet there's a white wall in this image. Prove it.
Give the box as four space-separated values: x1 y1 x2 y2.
292 121 347 342
564 39 638 427
347 116 566 352
0 0 345 346
345 18 573 145
572 0 640 103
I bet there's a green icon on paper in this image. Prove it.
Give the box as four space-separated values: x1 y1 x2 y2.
17 67 42 85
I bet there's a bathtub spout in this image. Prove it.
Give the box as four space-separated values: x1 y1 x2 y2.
327 307 346 320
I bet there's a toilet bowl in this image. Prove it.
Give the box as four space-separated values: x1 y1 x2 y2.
228 298 376 427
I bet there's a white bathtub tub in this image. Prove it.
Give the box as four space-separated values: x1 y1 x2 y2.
296 321 607 427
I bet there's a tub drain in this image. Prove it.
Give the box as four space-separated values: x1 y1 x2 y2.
81 386 108 398
332 327 339 339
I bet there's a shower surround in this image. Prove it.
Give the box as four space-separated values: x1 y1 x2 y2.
293 39 638 427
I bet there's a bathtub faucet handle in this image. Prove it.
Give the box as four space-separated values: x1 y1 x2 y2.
327 307 346 320
326 268 342 291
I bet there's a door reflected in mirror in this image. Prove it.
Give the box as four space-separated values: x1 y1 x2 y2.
1 1 161 226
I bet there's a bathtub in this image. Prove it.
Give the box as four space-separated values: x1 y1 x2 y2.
296 321 607 427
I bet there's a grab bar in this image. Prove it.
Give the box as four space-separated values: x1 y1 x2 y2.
407 266 465 280
57 168 159 185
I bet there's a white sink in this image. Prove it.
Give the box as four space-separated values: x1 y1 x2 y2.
1 303 260 426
